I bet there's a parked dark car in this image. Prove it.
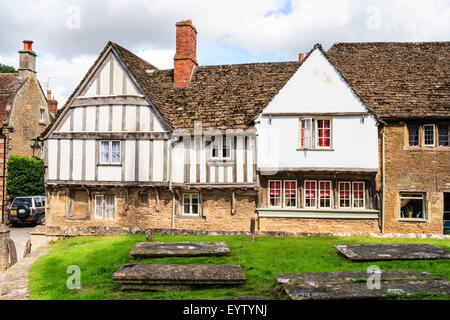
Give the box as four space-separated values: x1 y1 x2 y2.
8 196 46 226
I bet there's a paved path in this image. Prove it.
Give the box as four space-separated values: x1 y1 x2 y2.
10 226 34 261
0 244 50 300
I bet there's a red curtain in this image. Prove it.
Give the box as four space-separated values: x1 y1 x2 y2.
318 120 330 147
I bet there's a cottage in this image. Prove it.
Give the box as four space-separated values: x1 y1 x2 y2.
328 42 450 234
40 20 449 235
0 41 55 222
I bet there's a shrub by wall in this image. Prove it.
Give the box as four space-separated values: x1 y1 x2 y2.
6 156 44 201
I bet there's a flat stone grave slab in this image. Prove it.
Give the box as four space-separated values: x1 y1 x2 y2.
335 244 450 261
275 270 450 300
112 264 246 290
130 241 230 258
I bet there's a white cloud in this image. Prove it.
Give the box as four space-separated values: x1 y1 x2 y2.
0 0 448 106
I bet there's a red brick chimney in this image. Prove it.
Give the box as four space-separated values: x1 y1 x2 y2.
173 20 198 87
47 90 58 119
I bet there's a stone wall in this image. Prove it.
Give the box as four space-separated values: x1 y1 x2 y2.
0 225 10 271
45 186 257 232
381 122 450 234
259 217 380 234
7 75 49 158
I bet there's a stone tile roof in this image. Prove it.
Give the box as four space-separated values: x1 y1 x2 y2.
327 42 450 120
111 42 301 130
0 73 26 125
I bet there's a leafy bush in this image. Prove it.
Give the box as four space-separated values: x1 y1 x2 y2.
0 63 17 73
6 156 44 201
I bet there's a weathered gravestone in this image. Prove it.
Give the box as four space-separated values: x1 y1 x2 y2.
275 270 450 300
130 241 230 258
335 244 450 261
112 264 246 290
0 225 10 271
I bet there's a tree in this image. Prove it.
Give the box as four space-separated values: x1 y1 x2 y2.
0 63 17 73
6 156 45 201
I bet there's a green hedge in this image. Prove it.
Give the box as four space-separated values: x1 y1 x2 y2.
6 156 44 201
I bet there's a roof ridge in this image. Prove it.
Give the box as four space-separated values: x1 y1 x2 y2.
110 41 159 70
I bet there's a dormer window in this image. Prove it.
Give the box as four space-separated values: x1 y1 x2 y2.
299 118 332 149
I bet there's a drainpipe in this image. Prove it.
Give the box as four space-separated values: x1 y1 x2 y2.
381 126 386 234
1 133 6 225
168 135 183 230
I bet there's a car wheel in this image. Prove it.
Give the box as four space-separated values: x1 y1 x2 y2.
38 214 46 225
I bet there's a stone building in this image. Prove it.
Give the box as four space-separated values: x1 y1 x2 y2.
40 21 449 236
0 40 54 222
328 42 450 234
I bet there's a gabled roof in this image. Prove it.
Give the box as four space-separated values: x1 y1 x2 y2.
327 42 450 120
0 73 27 125
42 41 300 136
111 42 301 130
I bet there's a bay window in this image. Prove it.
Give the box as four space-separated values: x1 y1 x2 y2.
352 182 365 208
319 181 331 208
338 182 351 208
269 180 282 207
304 180 317 208
284 180 297 207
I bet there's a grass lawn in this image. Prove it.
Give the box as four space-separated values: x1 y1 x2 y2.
28 234 450 300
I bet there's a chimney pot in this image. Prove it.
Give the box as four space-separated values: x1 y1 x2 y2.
23 40 33 51
299 53 304 62
47 89 52 100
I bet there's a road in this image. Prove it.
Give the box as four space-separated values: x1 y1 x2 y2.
9 226 34 261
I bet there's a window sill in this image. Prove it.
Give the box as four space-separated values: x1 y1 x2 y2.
39 122 47 125
257 207 379 219
97 163 122 167
207 159 234 165
403 146 450 151
398 218 427 223
296 148 335 151
176 215 204 220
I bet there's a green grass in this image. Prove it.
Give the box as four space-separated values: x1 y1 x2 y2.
28 234 450 300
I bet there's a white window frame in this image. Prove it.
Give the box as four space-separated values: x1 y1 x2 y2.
318 180 332 208
182 193 200 216
299 117 332 149
268 180 282 208
304 180 317 208
105 195 115 219
315 119 332 149
352 181 365 209
399 192 426 220
338 181 351 209
423 124 435 147
39 108 45 123
283 180 297 208
99 140 121 164
94 195 103 218
211 136 232 160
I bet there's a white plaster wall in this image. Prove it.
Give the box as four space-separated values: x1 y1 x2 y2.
85 106 96 131
256 115 379 170
85 140 95 180
59 140 70 180
153 140 164 181
48 139 58 180
98 106 109 131
72 140 83 180
124 140 136 181
112 106 122 132
139 140 150 182
98 166 121 181
263 49 366 113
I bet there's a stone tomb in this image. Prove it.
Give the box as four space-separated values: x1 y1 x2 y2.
335 244 450 261
275 270 450 300
130 241 230 258
112 264 246 290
